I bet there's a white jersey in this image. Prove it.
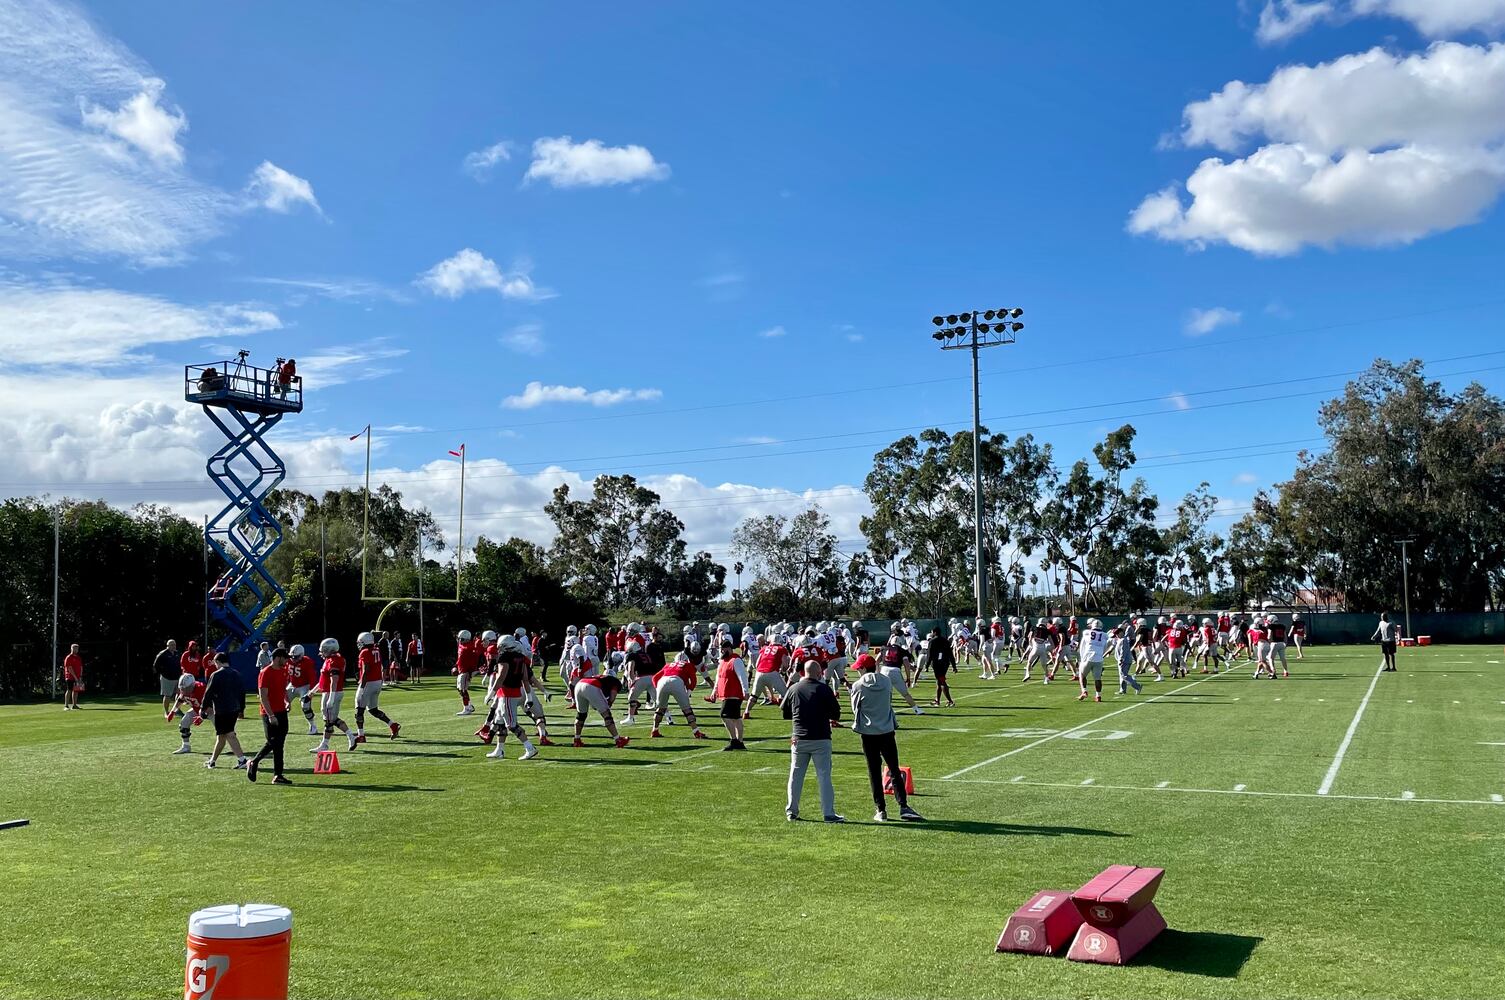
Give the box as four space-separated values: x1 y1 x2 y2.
905 624 919 643
583 633 599 661
1078 628 1108 664
566 641 585 674
743 632 760 656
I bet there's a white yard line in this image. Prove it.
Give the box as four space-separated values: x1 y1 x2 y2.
1316 664 1385 796
938 668 1241 781
942 776 1505 808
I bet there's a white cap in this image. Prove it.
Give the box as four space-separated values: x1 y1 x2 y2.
188 903 292 940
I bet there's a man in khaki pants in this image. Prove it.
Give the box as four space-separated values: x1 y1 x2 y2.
781 661 844 823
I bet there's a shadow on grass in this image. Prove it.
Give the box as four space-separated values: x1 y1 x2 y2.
866 818 1128 838
381 738 478 748
360 748 465 759
291 780 444 793
1133 929 1261 977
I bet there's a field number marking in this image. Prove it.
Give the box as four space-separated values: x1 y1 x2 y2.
986 727 1133 741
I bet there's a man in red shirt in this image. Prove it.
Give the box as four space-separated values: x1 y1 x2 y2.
249 648 292 784
168 673 207 755
180 640 204 681
708 638 749 750
311 638 357 753
406 633 423 680
571 674 629 749
62 643 84 710
1165 618 1190 678
650 654 708 740
745 638 788 719
454 629 480 716
285 643 320 735
354 631 400 743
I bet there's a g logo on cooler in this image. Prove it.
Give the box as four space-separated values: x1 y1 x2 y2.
185 955 230 1000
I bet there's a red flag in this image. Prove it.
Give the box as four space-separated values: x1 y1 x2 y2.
448 443 465 457
349 424 370 441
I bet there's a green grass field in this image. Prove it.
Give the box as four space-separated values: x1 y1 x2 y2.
2 644 1503 999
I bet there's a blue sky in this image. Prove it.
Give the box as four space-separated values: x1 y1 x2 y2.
2 0 1503 561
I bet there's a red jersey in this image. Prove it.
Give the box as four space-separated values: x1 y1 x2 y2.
1267 622 1288 642
357 647 383 684
1047 624 1063 647
990 622 1005 638
1218 615 1232 632
180 650 203 679
755 644 787 674
319 653 347 693
800 641 830 665
1200 625 1216 646
1290 621 1307 637
1248 626 1266 645
63 652 83 680
406 639 419 659
456 640 481 673
1165 625 1188 649
258 665 289 715
182 681 206 709
714 656 746 700
287 655 317 688
656 660 698 689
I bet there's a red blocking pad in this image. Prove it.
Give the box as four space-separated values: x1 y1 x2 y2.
996 890 1083 955
1071 865 1164 927
882 765 914 796
1068 902 1167 965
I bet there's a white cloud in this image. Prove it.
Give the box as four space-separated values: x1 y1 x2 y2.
79 76 186 166
525 136 670 188
417 248 554 300
1185 306 1242 335
246 276 411 304
1235 471 1260 484
246 161 321 214
294 341 409 387
0 282 280 368
0 1 225 264
1167 392 1193 411
1179 44 1505 155
736 436 780 445
1131 43 1505 254
1257 0 1505 42
502 323 545 356
501 381 662 409
759 325 787 338
462 140 512 179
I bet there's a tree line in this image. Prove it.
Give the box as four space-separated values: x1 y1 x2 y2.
3 359 1500 697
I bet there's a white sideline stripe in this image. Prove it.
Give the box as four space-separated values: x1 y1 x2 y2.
1317 665 1385 796
938 668 1241 780
943 776 1505 808
1479 742 1505 747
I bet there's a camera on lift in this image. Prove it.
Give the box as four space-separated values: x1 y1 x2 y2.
274 356 287 367
236 349 251 361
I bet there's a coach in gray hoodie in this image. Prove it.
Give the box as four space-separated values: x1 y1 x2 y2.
849 654 924 823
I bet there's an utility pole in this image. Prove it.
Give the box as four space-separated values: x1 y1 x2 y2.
202 514 210 651
1398 539 1415 638
51 507 60 701
930 307 1024 624
320 519 328 638
416 524 425 679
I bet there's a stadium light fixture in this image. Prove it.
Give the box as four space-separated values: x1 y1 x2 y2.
925 302 1027 624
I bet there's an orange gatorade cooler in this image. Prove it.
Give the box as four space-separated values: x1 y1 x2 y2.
184 903 292 1000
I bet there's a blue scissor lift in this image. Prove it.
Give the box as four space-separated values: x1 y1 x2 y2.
185 357 302 656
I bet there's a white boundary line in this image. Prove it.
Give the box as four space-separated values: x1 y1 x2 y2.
941 776 1504 808
1316 664 1384 795
938 667 1242 780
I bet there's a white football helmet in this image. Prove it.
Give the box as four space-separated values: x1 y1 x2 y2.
585 624 597 636
456 629 472 642
289 644 305 659
627 621 644 636
481 629 499 643
514 628 528 640
359 631 377 647
1157 616 1168 625
566 625 578 635
318 638 339 656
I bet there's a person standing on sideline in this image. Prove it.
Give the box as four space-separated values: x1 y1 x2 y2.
249 648 292 784
918 627 953 707
1372 613 1399 672
255 641 272 672
181 640 204 681
1111 624 1142 696
154 639 180 714
407 632 423 682
202 652 247 770
849 655 924 822
61 644 84 710
781 660 844 823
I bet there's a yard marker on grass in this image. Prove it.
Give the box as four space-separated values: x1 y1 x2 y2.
1401 791 1416 800
1012 775 1025 783
1155 781 1170 789
1234 784 1246 791
1492 794 1503 803
1317 665 1385 796
1080 778 1095 785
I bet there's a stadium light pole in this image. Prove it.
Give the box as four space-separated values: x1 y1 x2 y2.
929 307 1024 623
1398 538 1415 638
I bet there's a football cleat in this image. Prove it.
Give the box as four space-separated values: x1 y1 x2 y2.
572 737 585 748
615 736 630 749
389 722 401 739
520 745 539 760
